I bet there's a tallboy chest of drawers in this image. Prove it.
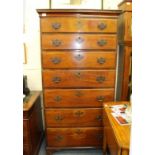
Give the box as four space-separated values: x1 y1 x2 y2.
37 9 121 155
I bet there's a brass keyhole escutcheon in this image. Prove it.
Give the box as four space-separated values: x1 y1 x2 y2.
75 72 82 78
76 36 84 44
96 134 103 140
54 96 62 102
75 54 84 61
55 135 63 142
54 115 63 121
75 129 83 135
76 20 83 29
75 90 83 97
75 111 84 117
96 115 102 121
96 96 104 102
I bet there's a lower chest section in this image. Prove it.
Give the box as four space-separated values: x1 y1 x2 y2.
46 127 103 147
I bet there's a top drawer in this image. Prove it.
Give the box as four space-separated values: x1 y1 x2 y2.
40 17 117 33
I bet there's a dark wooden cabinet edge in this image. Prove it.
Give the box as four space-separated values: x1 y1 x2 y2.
34 132 44 155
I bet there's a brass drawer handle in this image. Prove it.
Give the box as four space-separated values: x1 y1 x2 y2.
51 57 61 64
52 77 61 83
98 23 107 30
96 115 102 121
54 96 62 102
96 96 104 102
54 115 63 121
75 54 84 61
52 39 62 47
75 111 84 117
97 40 107 46
75 90 83 97
52 23 61 30
97 57 106 64
76 37 84 44
96 76 105 83
55 135 63 142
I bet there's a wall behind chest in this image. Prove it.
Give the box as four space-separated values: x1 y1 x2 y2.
23 0 49 90
104 0 122 9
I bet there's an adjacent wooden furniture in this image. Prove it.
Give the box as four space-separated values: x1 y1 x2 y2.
117 0 132 100
103 102 131 155
23 91 44 155
37 9 121 154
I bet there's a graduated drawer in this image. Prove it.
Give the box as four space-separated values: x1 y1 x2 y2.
41 17 117 33
46 127 103 147
43 70 115 88
45 108 102 127
42 51 116 69
41 34 117 50
44 89 114 108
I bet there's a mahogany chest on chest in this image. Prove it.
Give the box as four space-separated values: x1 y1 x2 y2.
37 9 121 154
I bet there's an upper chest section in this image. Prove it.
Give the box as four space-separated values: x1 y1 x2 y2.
37 9 121 33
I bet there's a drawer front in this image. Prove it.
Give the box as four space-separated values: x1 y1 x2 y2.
41 17 117 33
46 127 103 147
42 34 117 50
43 70 115 88
44 89 114 108
45 108 102 127
23 120 29 144
42 51 116 69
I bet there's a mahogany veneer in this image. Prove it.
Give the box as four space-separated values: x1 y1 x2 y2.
37 9 121 155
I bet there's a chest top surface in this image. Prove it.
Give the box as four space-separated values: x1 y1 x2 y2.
23 91 41 112
37 9 122 17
